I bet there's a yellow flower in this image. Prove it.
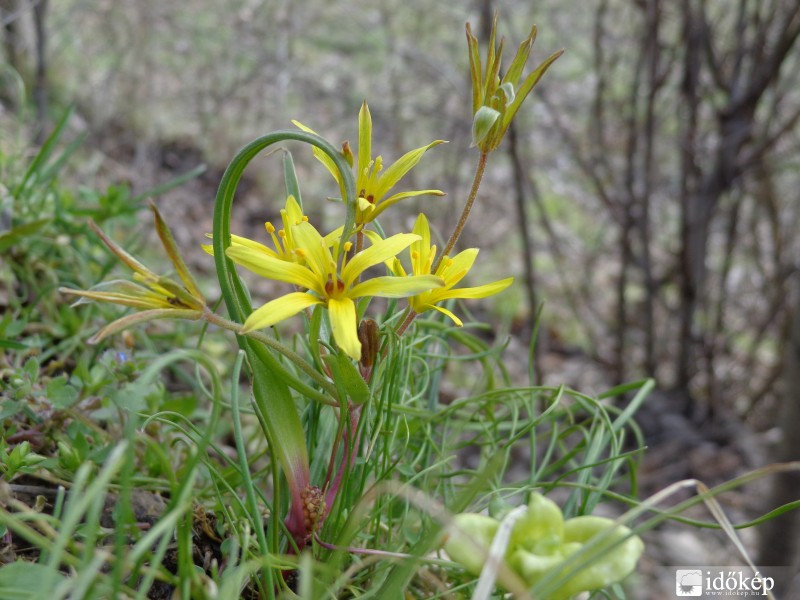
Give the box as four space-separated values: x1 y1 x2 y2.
203 194 342 261
226 221 443 360
293 101 446 225
384 213 513 326
59 202 205 343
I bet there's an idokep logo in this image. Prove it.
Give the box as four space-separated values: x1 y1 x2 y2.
674 568 776 597
675 570 703 596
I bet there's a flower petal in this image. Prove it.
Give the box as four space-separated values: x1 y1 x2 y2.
436 277 514 300
327 297 361 360
150 201 204 303
369 189 445 222
226 245 321 292
410 213 433 275
283 194 304 226
342 233 420 287
322 225 345 247
292 120 342 187
350 274 443 299
61 280 170 309
374 140 446 201
204 234 279 258
88 308 202 344
292 221 335 281
438 248 480 286
429 304 464 327
242 292 323 332
357 101 372 190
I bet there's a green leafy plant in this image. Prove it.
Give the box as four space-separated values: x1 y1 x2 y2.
3 12 794 600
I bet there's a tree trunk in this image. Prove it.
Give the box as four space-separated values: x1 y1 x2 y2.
757 278 800 596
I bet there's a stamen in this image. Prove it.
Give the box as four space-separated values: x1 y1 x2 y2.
324 275 345 296
343 241 353 253
265 222 275 234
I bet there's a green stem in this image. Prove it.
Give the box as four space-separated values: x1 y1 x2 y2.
435 150 490 271
203 309 338 406
395 309 418 337
212 129 356 327
230 351 274 596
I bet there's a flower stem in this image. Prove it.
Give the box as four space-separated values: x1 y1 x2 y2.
202 309 339 405
395 309 418 337
434 150 490 271
355 230 364 254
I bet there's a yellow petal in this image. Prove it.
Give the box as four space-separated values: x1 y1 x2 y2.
204 234 279 258
283 195 304 225
411 213 432 275
357 196 375 218
374 140 446 201
232 234 279 255
350 274 443 299
357 101 372 190
292 221 335 281
436 277 514 300
323 225 345 247
342 233 420 287
439 248 479 286
327 297 361 360
389 257 407 277
368 189 445 222
226 245 321 293
242 292 323 332
292 120 343 188
430 304 464 327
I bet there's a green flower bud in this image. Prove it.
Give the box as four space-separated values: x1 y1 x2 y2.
509 493 564 554
443 513 499 576
471 106 501 148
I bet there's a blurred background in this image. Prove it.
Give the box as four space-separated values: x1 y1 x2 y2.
2 0 798 593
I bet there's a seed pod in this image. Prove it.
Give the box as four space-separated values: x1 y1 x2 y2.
358 318 380 368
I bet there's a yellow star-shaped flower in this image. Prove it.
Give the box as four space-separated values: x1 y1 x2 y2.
226 221 443 359
293 101 446 225
383 213 513 326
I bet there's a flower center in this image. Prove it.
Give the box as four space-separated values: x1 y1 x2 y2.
324 275 346 298
358 189 376 204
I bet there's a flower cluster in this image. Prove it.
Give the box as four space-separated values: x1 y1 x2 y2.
222 102 514 361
